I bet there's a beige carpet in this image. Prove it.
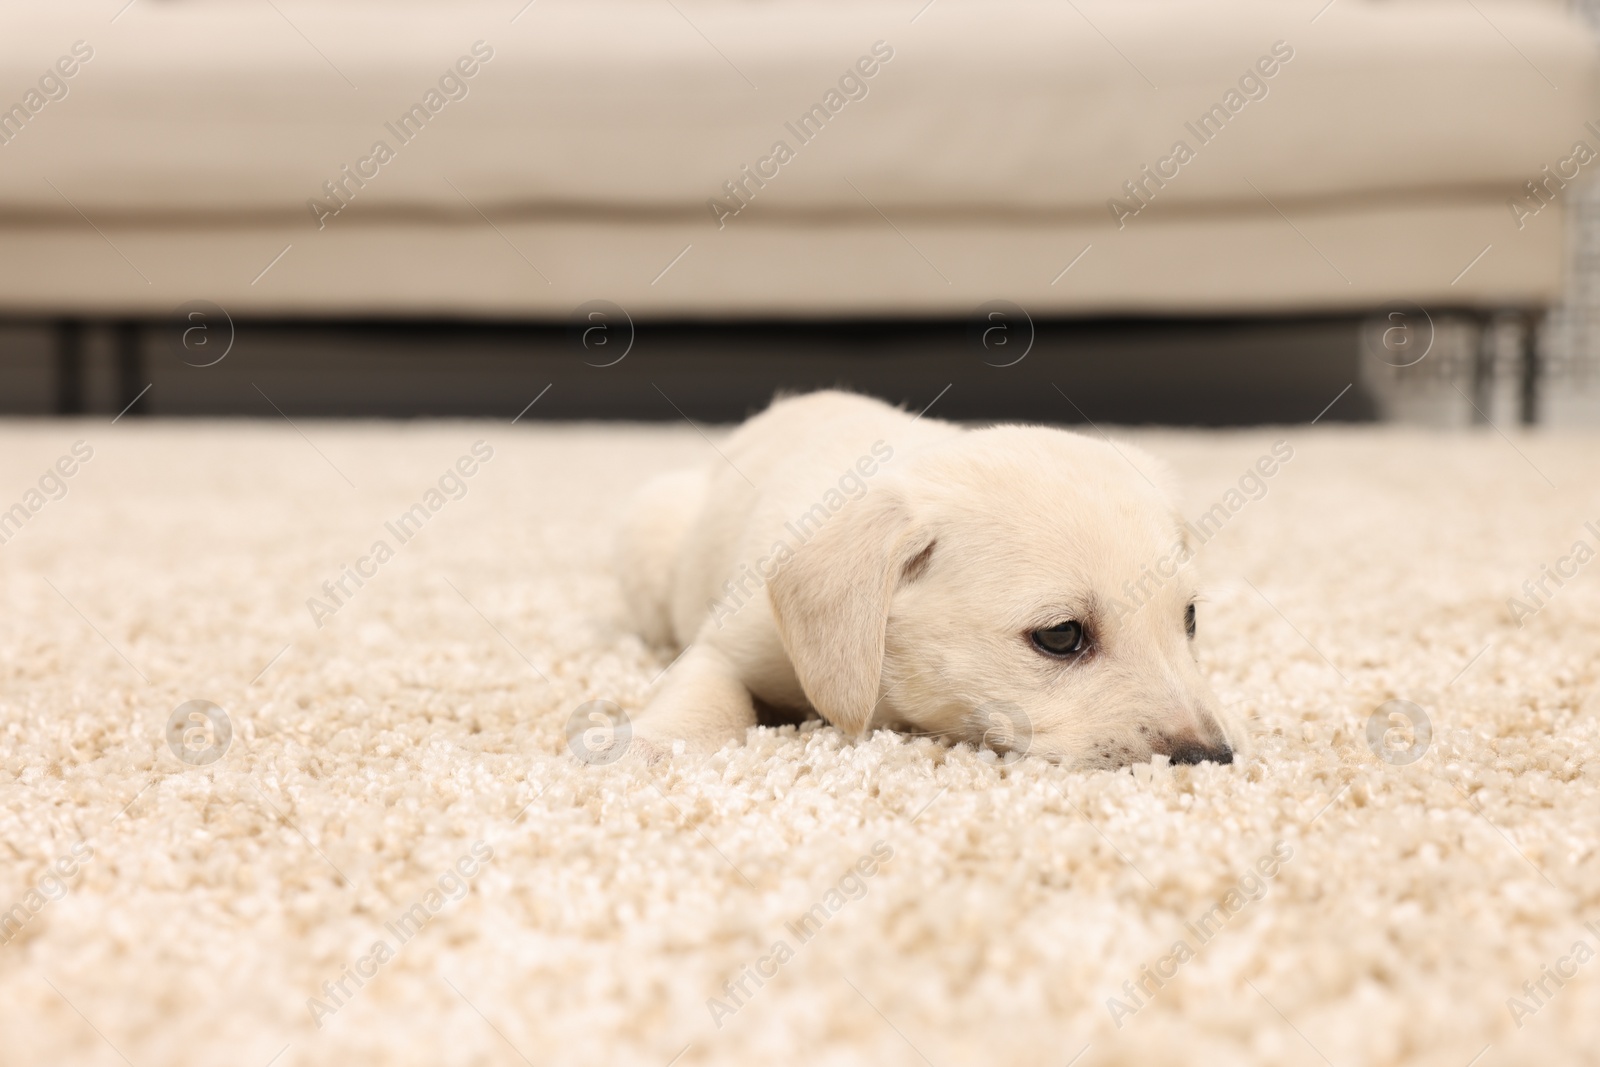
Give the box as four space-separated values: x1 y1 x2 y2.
2 418 1599 1067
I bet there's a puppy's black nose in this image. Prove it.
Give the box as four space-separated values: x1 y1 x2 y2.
1169 743 1233 765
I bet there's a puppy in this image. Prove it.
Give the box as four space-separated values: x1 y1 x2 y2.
615 390 1242 769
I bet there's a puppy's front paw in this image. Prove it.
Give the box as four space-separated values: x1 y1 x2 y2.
628 644 758 758
621 734 681 767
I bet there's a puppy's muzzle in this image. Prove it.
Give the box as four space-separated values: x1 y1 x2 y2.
1154 723 1234 765
1167 740 1234 765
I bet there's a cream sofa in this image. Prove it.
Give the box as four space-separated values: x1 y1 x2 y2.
0 0 1596 320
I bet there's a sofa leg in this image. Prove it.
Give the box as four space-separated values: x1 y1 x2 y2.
1471 310 1537 427
54 318 85 415
1520 310 1542 426
1471 312 1494 425
115 320 147 418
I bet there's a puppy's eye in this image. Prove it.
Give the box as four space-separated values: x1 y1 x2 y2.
1031 620 1087 658
1185 602 1196 639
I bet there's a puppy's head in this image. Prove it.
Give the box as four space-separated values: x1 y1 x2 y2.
766 425 1241 770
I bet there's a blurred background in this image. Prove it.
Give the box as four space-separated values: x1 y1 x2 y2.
3 0 1600 426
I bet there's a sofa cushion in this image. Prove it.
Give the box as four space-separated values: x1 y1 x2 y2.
0 0 1594 225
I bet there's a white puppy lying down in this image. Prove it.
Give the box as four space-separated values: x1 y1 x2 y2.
615 390 1242 769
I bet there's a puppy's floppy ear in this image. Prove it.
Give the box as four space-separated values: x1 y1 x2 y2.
767 487 925 739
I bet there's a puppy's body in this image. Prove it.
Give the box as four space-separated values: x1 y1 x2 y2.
618 391 1241 768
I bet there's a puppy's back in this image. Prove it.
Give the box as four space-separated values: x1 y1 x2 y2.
672 391 954 628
